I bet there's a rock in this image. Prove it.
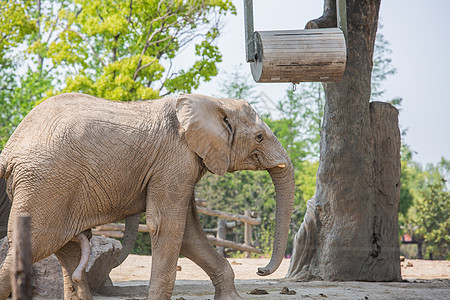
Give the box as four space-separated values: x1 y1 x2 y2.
280 286 296 295
1 235 122 298
86 236 122 292
32 255 64 298
249 289 269 295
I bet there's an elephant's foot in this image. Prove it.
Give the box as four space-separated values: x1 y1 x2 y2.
214 290 243 300
0 252 12 300
61 278 93 300
180 201 242 300
147 277 176 300
212 270 242 300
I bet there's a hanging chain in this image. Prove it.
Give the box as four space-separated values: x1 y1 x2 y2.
292 82 299 92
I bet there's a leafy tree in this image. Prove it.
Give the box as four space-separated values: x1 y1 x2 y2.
413 168 449 260
38 0 235 100
0 0 49 147
1 0 235 146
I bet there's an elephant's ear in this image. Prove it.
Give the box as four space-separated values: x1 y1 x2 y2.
176 93 231 176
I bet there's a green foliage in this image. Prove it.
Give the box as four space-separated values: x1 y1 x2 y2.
1 0 234 148
413 173 449 260
0 0 50 148
399 158 450 259
39 0 235 100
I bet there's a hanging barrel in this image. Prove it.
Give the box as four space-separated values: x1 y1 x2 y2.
250 28 347 83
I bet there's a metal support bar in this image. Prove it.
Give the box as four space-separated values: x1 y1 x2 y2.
243 0 256 62
337 0 347 42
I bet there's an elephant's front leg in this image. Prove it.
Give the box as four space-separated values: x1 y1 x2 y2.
145 179 191 300
180 196 242 300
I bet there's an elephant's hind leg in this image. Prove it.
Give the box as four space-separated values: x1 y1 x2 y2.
55 240 93 300
180 198 241 300
0 251 12 300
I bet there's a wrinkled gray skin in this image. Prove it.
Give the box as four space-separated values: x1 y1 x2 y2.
0 93 295 300
0 152 136 266
0 160 138 290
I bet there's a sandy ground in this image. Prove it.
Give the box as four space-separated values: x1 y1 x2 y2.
83 255 450 300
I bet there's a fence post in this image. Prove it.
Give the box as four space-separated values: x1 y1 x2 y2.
244 209 252 258
12 214 32 300
216 219 227 256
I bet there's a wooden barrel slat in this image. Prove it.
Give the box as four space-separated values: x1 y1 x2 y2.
263 28 343 35
250 28 346 83
260 35 344 42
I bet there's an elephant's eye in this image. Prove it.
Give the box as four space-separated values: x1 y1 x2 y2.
256 133 264 143
223 117 232 132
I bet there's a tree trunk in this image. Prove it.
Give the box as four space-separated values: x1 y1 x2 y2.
0 177 11 239
287 0 401 281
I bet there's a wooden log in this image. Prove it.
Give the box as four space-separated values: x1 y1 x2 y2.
207 236 262 254
195 199 207 207
204 222 237 234
12 214 32 300
196 207 261 225
250 28 346 83
92 229 124 239
95 223 150 233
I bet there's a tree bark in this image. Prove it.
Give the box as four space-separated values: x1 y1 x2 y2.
12 215 33 299
0 177 11 239
287 0 401 281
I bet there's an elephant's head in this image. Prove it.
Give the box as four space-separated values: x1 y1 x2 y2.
176 93 295 276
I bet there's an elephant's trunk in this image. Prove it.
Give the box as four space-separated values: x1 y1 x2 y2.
257 161 295 276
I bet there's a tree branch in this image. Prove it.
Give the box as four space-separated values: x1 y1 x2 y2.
305 0 337 29
127 0 133 24
66 29 105 67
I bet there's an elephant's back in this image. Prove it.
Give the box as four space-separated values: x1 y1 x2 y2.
3 93 149 154
1 93 165 210
1 93 167 179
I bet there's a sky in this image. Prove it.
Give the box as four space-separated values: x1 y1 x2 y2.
188 0 450 167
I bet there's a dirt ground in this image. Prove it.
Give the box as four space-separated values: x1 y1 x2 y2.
85 255 450 300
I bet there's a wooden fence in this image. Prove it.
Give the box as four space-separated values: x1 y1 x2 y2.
93 199 262 257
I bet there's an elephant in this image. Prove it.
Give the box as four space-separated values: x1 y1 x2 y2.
0 93 295 300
